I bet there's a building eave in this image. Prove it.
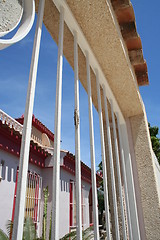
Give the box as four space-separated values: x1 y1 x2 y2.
111 0 149 86
35 0 148 118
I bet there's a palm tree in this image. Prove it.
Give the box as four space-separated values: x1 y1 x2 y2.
0 218 37 240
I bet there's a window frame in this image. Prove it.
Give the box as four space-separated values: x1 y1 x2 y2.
12 168 42 224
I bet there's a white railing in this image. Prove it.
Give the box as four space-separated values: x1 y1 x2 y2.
50 3 140 237
0 109 23 134
50 2 138 238
0 109 43 147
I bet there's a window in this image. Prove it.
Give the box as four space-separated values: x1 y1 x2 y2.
69 181 85 229
25 171 42 222
12 170 42 223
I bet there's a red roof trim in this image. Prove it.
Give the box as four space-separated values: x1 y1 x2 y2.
63 152 102 185
61 165 92 184
0 121 49 168
16 115 54 142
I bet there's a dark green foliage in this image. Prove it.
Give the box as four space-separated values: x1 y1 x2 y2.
82 227 94 240
97 190 104 226
60 230 77 240
98 190 104 214
0 229 8 240
98 161 103 171
42 186 49 240
97 162 103 190
149 123 160 164
60 226 94 240
97 161 105 218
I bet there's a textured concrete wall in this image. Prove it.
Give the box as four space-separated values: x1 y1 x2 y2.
153 153 160 201
0 0 23 34
35 0 144 118
129 111 160 239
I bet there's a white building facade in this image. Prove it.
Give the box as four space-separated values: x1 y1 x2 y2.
0 110 99 239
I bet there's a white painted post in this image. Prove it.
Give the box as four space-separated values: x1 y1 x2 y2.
74 31 82 240
102 86 120 240
110 100 127 240
12 1 45 239
116 113 133 240
95 70 111 240
51 7 64 240
86 52 100 240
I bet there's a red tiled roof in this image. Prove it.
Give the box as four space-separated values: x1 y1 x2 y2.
111 0 149 86
0 120 50 168
63 151 103 185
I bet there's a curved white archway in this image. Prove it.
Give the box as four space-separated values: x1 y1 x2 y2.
0 0 35 50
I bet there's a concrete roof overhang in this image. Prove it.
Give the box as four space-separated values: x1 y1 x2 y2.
35 0 147 118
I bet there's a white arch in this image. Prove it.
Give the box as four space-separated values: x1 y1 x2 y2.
0 0 24 38
0 0 35 50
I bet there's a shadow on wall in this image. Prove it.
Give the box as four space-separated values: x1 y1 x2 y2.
61 179 69 192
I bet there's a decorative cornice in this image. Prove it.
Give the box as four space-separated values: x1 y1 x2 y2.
16 115 54 142
110 0 149 86
63 152 102 185
0 120 49 168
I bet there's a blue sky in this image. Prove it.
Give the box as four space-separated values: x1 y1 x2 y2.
0 0 160 167
0 15 101 168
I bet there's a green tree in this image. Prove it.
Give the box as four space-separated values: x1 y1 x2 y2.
149 123 160 164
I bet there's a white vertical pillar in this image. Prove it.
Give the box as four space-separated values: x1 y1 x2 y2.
12 1 45 239
116 113 133 240
86 52 99 240
102 86 120 240
110 100 127 240
95 71 111 240
74 31 82 240
51 7 64 240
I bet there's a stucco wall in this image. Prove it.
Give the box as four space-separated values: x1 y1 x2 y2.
153 153 160 202
129 111 160 239
0 0 23 34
